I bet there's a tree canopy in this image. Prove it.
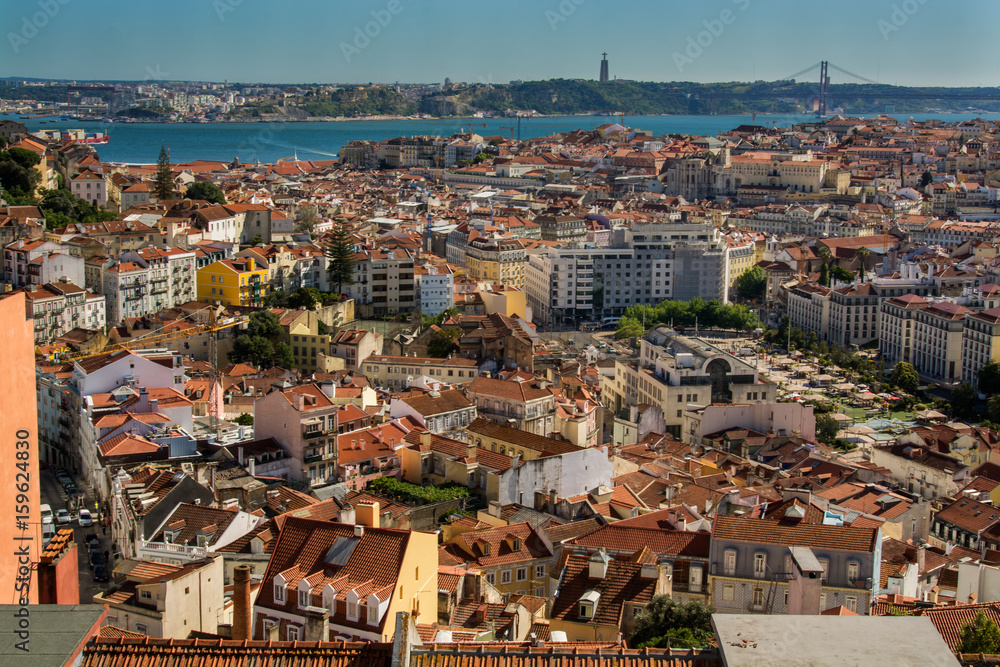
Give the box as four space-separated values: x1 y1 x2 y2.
427 328 461 358
736 266 767 301
228 311 290 368
629 596 715 650
979 360 1000 396
951 383 978 420
956 610 1000 654
184 180 227 204
890 362 919 394
615 297 759 340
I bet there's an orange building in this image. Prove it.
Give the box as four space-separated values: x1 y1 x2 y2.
0 292 41 605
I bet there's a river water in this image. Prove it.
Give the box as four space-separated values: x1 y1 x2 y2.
5 112 1000 165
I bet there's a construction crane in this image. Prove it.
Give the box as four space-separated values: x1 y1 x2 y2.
498 125 515 141
466 123 487 135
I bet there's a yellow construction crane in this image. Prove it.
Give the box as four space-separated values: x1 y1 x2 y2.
56 311 243 364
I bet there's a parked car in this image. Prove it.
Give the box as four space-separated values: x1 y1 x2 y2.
42 518 55 544
88 548 103 569
83 532 99 547
39 504 52 522
56 509 72 524
77 509 93 527
93 564 108 582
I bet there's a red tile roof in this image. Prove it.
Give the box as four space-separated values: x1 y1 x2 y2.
712 515 879 553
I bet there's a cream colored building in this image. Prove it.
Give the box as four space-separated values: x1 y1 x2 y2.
962 307 1000 388
361 354 479 391
911 301 971 384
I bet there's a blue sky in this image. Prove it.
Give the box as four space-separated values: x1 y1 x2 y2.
2 0 996 86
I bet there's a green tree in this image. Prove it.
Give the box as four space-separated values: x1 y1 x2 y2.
920 170 933 187
890 362 919 394
978 360 1000 396
736 265 766 301
951 383 977 421
630 596 715 650
3 147 41 169
829 264 855 283
324 221 356 293
184 180 226 204
819 261 830 286
615 316 644 340
854 246 871 281
956 610 1000 654
234 413 254 426
427 328 461 358
250 235 264 245
247 310 284 340
228 335 274 367
815 413 840 445
152 145 174 200
295 206 320 235
287 287 319 310
988 394 1000 425
274 341 295 369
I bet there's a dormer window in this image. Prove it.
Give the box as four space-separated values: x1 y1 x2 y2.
367 594 380 625
299 589 310 608
273 574 287 603
346 590 360 621
322 585 336 614
511 538 522 552
578 590 601 619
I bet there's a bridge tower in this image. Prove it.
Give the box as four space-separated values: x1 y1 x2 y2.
818 61 829 116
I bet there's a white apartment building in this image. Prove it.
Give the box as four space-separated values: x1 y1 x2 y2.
21 281 106 344
125 247 197 312
103 261 150 325
417 263 454 316
344 248 416 316
525 247 596 326
3 238 83 288
787 284 832 339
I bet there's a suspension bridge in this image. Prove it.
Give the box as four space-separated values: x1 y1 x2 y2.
689 61 1000 115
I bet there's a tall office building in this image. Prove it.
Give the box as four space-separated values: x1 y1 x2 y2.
599 52 609 82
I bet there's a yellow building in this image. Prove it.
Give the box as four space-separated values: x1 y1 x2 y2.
440 522 556 598
726 241 756 300
197 257 268 307
479 285 528 320
465 236 526 289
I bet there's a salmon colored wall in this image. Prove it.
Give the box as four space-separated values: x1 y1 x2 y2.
0 293 40 604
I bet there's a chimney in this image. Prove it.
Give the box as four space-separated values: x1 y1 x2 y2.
588 549 610 580
237 447 244 466
267 621 280 641
232 564 253 641
787 546 824 615
420 431 432 446
969 592 978 605
917 540 926 574
929 586 939 604
466 441 476 459
248 457 255 477
303 608 330 642
356 501 381 529
548 489 559 514
354 524 365 538
292 393 305 411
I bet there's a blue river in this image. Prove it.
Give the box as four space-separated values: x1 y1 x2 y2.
5 112 1000 165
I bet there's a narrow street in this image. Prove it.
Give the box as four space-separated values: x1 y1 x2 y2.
40 465 112 605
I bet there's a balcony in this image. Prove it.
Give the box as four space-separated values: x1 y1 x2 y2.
137 539 207 560
303 453 324 464
303 428 332 440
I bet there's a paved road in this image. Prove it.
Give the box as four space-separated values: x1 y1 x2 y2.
40 466 112 604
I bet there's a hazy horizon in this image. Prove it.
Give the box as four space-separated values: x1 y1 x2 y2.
3 0 998 88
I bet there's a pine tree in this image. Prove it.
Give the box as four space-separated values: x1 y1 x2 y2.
325 221 357 293
152 146 174 200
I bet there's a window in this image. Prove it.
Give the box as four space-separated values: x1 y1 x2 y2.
367 600 379 624
752 587 764 608
722 583 735 601
501 570 512 584
512 539 522 552
818 558 829 581
535 564 546 578
819 593 827 610
724 549 737 576
135 623 147 634
140 589 152 600
287 626 300 641
274 583 286 603
347 600 359 620
299 589 310 607
847 561 860 585
516 567 527 582
753 553 767 579
579 602 594 618
485 572 496 585
845 596 858 613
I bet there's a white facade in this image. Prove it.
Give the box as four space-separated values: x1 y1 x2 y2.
418 264 454 316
